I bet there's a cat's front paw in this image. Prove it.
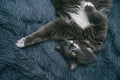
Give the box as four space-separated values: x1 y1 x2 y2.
16 38 26 48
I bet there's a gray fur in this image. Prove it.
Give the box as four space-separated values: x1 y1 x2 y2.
16 0 112 70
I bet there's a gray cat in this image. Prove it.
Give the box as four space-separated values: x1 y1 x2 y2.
16 0 112 70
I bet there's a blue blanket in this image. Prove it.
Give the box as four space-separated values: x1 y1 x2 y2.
0 0 120 80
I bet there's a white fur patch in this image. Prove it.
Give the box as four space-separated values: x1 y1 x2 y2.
67 1 95 29
68 2 90 29
73 43 80 49
69 40 80 49
16 38 26 47
84 40 90 44
68 8 89 29
69 40 74 44
86 47 93 52
83 2 94 8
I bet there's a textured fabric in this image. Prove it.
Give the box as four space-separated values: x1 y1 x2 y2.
0 0 120 80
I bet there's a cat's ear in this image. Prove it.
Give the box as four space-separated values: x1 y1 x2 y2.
69 60 78 70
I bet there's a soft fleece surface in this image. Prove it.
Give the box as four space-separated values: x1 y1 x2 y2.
0 0 120 80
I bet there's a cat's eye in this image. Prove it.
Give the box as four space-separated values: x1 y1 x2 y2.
71 51 76 56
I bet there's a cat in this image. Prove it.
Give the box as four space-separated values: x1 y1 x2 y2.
16 0 112 70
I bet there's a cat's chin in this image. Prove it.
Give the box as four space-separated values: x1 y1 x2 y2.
16 38 26 48
69 60 78 71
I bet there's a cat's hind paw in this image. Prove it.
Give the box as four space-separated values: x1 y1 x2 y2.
83 2 96 13
16 38 26 48
83 2 94 8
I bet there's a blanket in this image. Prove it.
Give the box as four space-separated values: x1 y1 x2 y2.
0 0 120 80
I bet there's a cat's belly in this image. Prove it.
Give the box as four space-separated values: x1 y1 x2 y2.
68 9 89 29
68 2 94 29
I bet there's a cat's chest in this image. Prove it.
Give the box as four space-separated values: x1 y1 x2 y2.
68 7 90 29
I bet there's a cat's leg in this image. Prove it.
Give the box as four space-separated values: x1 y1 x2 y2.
82 1 108 52
16 20 56 47
83 1 107 21
16 22 52 48
16 30 49 48
16 18 75 48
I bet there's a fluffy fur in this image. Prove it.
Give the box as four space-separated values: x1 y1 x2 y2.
16 0 112 70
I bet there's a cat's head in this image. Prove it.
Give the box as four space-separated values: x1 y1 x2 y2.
56 40 95 70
